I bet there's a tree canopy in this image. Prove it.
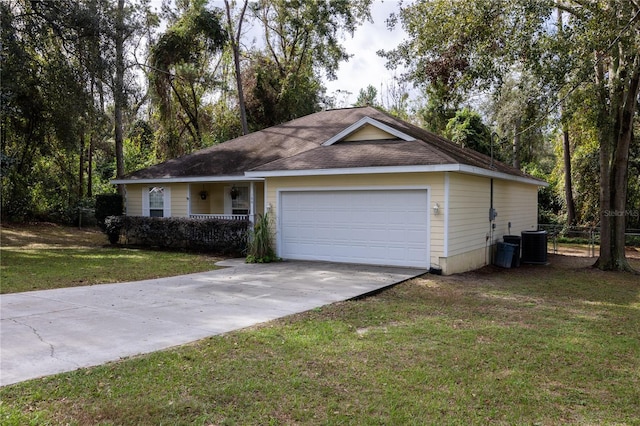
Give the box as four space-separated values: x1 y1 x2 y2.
149 0 227 158
444 108 492 157
382 0 640 271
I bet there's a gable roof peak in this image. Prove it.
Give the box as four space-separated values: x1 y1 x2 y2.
322 116 416 146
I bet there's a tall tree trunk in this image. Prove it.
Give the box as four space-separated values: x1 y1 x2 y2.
595 55 615 270
88 76 95 199
610 58 639 271
556 6 576 227
594 51 639 273
563 128 576 226
79 130 85 199
114 0 125 194
87 133 93 198
224 0 249 135
556 5 576 226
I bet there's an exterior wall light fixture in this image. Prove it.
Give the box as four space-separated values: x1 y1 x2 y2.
433 203 440 215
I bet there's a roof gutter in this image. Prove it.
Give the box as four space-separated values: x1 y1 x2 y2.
111 175 265 185
245 164 548 187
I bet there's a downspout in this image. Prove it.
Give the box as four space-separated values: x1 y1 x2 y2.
488 132 498 266
489 178 497 265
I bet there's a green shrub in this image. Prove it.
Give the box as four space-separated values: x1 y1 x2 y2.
104 216 249 254
104 215 124 244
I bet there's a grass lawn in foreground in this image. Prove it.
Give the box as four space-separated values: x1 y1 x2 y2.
0 255 638 425
0 223 224 294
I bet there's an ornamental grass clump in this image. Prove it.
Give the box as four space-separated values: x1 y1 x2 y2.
246 212 278 263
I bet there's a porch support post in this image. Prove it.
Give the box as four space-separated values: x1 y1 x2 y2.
187 183 191 217
249 181 256 226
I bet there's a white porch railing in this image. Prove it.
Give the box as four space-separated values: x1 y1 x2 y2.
190 214 249 221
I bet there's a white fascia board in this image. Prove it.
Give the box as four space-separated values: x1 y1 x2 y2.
245 164 548 187
246 165 450 178
111 175 264 185
322 116 415 146
456 165 549 187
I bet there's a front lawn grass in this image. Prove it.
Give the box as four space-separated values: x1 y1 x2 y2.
1 255 638 425
0 223 223 294
1 248 222 294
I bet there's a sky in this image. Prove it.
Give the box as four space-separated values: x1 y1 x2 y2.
321 0 410 106
150 0 411 107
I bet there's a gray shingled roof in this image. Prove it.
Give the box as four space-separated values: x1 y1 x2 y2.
118 106 540 182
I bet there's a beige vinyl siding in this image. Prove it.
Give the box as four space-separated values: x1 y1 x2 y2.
441 247 488 275
189 184 209 215
170 184 189 217
125 185 143 216
446 173 492 258
492 180 538 237
190 183 227 215
444 174 539 274
255 183 265 214
265 172 445 266
343 124 394 141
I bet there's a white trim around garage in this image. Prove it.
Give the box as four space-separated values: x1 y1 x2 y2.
275 185 431 268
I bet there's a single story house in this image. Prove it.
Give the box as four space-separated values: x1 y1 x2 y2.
112 106 546 274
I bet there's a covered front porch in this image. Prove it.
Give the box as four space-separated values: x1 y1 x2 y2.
188 179 265 223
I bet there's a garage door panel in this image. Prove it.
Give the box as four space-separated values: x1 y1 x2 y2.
388 247 412 262
405 231 429 243
404 210 429 221
280 190 429 268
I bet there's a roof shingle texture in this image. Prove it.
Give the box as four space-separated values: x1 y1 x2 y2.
122 106 535 181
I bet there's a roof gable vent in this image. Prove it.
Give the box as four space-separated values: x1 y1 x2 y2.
322 116 415 146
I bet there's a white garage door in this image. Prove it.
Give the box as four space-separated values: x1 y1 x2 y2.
279 190 429 268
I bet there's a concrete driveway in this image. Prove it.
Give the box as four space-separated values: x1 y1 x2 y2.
1 260 424 386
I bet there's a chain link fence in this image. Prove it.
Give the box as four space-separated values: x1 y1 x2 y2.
539 224 640 257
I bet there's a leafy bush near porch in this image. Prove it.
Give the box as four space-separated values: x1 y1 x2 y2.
104 216 249 254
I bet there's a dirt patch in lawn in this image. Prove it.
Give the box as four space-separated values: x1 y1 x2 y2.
1 222 105 249
551 243 640 260
458 253 640 283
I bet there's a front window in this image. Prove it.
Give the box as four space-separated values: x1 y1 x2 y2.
232 186 249 215
149 187 164 217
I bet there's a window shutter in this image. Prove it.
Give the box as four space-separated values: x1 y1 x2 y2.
163 186 171 217
142 187 150 216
